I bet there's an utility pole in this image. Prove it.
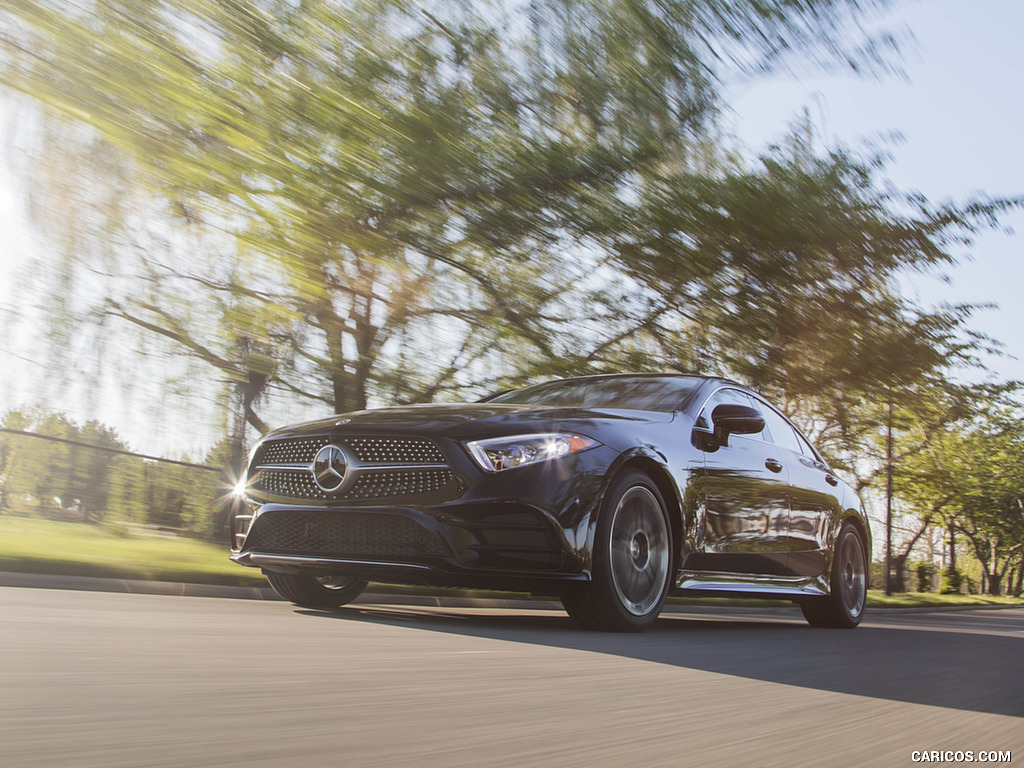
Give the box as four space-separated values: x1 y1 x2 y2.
885 399 894 596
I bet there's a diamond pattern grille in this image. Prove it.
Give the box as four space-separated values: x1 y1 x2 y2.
254 468 454 501
248 434 452 502
253 436 445 466
254 437 329 465
255 470 328 500
346 437 445 463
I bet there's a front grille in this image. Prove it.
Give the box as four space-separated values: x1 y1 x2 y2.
242 510 448 559
253 435 445 466
345 437 445 464
348 469 453 499
254 437 329 465
248 434 455 503
255 470 328 500
254 468 454 501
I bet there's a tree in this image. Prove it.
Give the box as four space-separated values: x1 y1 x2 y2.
897 390 1024 596
104 454 148 527
0 0 903 438
0 408 127 519
0 409 35 513
585 127 1017 457
0 408 225 537
8 1 1023 581
949 425 1024 596
885 383 1001 590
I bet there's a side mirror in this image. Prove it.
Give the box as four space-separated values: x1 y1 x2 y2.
712 404 765 436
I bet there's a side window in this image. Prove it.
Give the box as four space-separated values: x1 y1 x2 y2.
793 429 821 462
757 403 803 454
696 388 767 441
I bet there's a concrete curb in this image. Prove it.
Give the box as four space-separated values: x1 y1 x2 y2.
2 571 1020 614
0 570 565 610
0 570 280 600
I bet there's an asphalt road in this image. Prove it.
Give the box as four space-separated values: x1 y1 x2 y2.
2 587 1022 768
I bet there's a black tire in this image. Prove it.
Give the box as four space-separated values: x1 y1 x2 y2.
562 470 672 632
800 522 868 628
561 586 600 628
264 571 367 608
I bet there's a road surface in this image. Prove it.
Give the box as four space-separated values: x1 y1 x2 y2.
2 586 1021 767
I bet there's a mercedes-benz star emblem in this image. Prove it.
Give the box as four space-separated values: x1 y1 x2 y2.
312 444 348 493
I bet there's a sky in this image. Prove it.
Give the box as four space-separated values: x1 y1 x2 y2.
1 0 1023 456
727 0 1024 384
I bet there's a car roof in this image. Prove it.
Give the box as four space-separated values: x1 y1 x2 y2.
522 372 740 386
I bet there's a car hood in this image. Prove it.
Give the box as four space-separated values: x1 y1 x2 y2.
264 402 672 441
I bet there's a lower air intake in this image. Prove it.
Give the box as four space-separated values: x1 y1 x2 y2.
242 510 448 559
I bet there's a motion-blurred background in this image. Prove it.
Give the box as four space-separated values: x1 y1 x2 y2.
0 0 1022 597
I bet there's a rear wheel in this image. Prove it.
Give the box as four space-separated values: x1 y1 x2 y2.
264 571 367 608
563 471 672 632
800 522 867 628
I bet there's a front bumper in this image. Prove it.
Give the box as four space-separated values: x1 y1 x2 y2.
231 444 614 591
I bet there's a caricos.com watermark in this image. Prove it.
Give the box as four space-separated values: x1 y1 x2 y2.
911 751 1011 763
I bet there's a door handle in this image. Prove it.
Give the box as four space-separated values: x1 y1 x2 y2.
765 458 783 473
825 474 839 487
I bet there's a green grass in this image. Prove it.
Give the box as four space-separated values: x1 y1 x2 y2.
865 590 1024 609
2 516 1022 609
0 516 266 587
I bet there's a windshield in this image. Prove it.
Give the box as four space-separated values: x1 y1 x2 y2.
487 375 702 412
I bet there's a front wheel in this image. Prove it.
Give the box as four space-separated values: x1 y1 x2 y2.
563 471 672 632
264 571 367 608
800 522 867 628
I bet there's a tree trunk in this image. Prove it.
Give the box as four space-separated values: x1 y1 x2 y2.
242 370 270 435
317 302 351 414
890 554 907 592
351 259 377 414
986 541 1005 596
947 519 957 572
889 516 932 593
986 571 1002 596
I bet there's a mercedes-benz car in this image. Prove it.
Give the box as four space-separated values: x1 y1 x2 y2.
230 373 869 631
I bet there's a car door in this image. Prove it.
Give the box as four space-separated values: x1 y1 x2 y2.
691 387 791 575
753 400 844 578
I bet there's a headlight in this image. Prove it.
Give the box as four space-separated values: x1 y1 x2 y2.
465 433 601 473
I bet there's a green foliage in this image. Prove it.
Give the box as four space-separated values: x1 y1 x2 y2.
0 0 917 432
2 0 1022 577
1 408 126 519
581 129 1021 485
104 455 147 527
939 566 963 595
0 409 222 538
897 390 1024 596
914 562 933 593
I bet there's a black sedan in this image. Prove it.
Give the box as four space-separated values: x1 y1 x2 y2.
231 374 869 631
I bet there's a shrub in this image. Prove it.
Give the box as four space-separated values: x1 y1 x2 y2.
939 566 962 594
915 562 934 593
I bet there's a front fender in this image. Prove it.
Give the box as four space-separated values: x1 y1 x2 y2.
587 445 698 577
